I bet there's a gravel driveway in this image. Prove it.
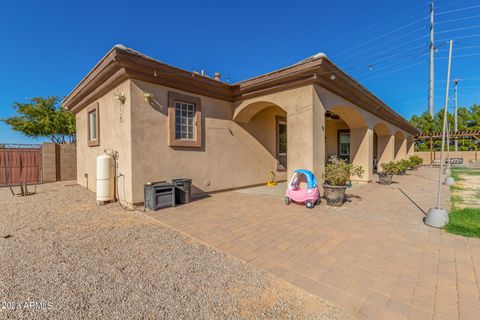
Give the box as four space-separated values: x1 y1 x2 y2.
0 183 346 319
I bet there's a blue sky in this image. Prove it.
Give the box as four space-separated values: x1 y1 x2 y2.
1 0 479 143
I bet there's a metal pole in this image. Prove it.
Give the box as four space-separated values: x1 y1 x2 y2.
446 123 451 172
428 0 435 117
436 40 453 208
454 79 459 151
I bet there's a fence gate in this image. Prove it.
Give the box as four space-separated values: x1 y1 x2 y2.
0 144 42 187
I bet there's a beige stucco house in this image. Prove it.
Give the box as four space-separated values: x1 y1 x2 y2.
63 45 419 206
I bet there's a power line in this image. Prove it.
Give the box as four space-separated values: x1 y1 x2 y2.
436 53 480 59
436 13 480 24
359 60 428 82
354 49 429 79
333 16 429 60
437 33 480 41
436 25 480 34
436 4 480 16
330 1 430 53
338 26 429 63
436 0 478 10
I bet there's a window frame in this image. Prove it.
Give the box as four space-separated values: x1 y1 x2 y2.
87 102 100 147
168 92 202 148
337 129 350 161
276 116 287 171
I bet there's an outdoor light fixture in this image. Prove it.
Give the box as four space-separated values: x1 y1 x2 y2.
144 93 155 103
330 73 336 80
114 92 126 104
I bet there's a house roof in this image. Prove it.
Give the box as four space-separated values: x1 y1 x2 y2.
62 44 419 135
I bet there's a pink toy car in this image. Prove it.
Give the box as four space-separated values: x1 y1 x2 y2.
285 169 320 209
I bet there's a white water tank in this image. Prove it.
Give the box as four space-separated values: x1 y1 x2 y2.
96 154 114 203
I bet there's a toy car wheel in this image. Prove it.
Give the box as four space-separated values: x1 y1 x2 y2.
306 201 314 209
285 196 291 205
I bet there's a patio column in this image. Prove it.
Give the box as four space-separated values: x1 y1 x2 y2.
395 138 407 160
350 127 373 182
287 89 326 182
406 138 415 157
377 134 395 166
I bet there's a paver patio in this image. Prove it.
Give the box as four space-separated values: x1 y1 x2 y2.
148 167 480 320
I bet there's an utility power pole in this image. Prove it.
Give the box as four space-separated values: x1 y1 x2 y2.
454 79 459 151
428 0 435 117
425 39 453 228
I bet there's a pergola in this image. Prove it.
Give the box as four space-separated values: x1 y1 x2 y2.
415 130 480 166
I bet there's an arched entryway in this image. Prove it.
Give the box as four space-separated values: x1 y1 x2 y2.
325 106 372 182
233 100 288 179
373 122 394 170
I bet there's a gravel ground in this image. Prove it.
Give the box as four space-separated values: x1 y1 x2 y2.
0 183 346 319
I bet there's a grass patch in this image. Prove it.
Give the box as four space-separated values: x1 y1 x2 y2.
451 195 464 209
450 185 466 192
444 208 480 238
446 167 480 238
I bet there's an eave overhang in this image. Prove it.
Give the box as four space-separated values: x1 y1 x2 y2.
62 46 419 135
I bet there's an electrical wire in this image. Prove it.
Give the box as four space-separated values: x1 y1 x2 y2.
437 33 480 42
436 0 478 10
436 4 480 16
330 1 430 52
359 60 428 82
436 13 480 25
337 25 430 63
354 49 429 80
436 53 480 59
436 25 480 34
333 16 429 60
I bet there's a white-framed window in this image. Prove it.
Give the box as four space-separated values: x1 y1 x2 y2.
175 101 195 140
88 110 97 140
87 102 99 147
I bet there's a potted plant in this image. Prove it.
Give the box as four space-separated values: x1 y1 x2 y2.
397 159 409 175
322 159 364 206
408 155 423 169
378 161 399 185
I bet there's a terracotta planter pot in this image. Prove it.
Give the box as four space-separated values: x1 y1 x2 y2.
323 184 347 206
378 172 393 185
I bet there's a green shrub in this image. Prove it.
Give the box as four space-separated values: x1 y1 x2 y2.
397 159 411 172
323 159 364 186
409 155 423 167
380 161 400 175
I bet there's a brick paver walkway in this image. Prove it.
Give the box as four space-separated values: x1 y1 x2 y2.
148 168 480 319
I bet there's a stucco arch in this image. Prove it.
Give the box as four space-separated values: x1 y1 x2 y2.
327 106 368 129
233 100 286 123
373 122 392 136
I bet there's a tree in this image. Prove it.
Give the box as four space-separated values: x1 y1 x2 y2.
2 97 76 144
409 103 480 151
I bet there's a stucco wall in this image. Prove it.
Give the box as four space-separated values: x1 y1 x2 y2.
76 80 133 201
128 80 288 204
415 151 479 165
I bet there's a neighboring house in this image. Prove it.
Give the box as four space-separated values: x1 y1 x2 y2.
63 45 419 205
